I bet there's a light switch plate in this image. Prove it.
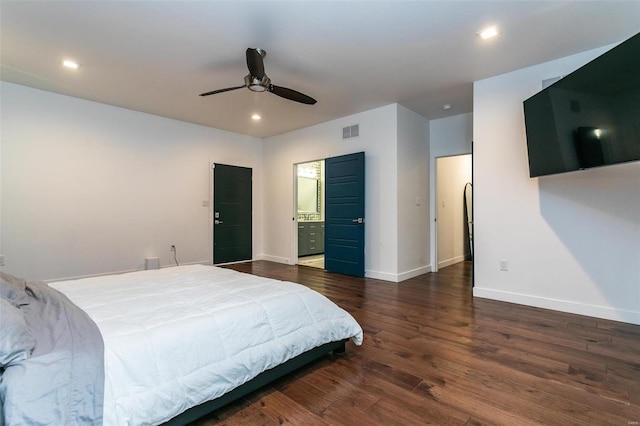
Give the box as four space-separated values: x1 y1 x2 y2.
499 259 508 271
0 255 5 266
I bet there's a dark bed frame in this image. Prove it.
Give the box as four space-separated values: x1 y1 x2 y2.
162 339 347 426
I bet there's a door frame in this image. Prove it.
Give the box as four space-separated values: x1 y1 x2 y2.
430 151 473 275
293 153 365 274
433 153 472 271
292 158 325 266
209 160 253 265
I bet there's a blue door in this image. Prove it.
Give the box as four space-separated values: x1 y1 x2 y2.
324 152 365 277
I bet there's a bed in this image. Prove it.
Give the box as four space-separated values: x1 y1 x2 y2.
0 265 363 425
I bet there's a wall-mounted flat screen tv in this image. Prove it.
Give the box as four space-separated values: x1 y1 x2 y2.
523 32 640 178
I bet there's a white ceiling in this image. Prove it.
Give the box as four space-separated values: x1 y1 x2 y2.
1 1 638 138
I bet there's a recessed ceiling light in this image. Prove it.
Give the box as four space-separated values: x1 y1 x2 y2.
443 104 452 110
62 59 80 70
251 114 261 120
477 26 499 40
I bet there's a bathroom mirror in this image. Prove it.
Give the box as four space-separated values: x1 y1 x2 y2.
297 177 319 212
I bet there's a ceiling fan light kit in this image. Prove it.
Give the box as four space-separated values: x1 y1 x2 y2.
200 48 317 105
246 75 270 92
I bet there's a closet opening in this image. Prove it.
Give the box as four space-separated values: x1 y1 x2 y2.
434 153 473 280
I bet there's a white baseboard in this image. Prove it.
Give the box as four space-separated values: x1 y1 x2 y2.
438 255 466 269
365 269 399 282
473 287 640 325
365 265 431 283
47 268 139 283
397 265 431 282
257 254 291 265
46 260 211 283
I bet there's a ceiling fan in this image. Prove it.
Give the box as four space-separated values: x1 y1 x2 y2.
199 48 317 105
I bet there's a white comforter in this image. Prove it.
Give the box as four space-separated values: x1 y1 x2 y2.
51 265 363 425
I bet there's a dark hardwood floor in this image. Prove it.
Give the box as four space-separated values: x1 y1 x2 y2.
192 261 639 426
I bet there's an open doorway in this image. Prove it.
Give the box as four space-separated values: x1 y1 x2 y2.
435 154 472 270
296 160 325 269
294 152 366 276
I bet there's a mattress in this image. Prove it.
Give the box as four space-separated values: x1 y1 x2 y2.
50 264 362 425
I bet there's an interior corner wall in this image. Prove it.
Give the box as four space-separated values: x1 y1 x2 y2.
473 44 640 325
1 82 264 281
396 105 430 280
263 104 400 281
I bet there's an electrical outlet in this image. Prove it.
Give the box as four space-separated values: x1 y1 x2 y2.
170 245 176 252
499 259 509 271
0 255 4 267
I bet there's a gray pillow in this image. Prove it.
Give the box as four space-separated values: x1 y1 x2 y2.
0 272 29 307
0 298 35 367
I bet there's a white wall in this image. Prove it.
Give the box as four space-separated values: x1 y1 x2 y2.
1 82 264 281
473 45 640 325
430 113 473 159
264 103 429 282
436 154 472 268
2 87 431 283
263 104 398 278
396 105 430 280
429 113 473 270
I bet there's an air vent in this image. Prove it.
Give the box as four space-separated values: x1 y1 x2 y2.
342 124 359 140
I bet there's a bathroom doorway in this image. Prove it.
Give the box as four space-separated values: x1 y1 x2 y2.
296 160 325 269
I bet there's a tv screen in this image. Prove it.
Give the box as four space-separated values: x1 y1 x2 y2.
523 32 640 178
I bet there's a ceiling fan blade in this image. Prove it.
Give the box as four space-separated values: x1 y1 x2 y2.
199 85 245 97
246 48 265 79
269 85 317 105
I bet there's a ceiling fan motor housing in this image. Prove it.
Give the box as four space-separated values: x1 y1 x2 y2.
244 74 271 92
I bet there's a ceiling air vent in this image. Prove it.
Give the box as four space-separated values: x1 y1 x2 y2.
342 124 359 140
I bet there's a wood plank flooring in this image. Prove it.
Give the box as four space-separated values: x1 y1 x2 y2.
192 261 640 426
